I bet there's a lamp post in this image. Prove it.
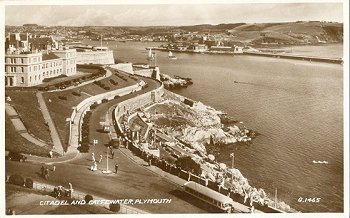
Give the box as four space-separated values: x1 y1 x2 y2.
230 152 234 181
102 146 112 174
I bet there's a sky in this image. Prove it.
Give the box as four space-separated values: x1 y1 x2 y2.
4 2 344 26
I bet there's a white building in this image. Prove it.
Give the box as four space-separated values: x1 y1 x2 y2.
5 49 77 87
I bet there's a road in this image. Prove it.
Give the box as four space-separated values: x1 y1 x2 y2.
6 76 208 214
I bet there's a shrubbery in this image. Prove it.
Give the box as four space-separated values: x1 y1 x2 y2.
109 203 121 212
58 95 67 100
85 194 93 203
79 111 93 153
25 178 33 188
90 102 98 110
72 91 81 96
9 174 25 186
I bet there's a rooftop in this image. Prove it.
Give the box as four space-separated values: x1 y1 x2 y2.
42 53 60 61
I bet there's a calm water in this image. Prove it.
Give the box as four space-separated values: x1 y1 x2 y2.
86 40 344 212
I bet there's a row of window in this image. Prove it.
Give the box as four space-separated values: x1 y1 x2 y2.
6 57 42 64
7 66 24 73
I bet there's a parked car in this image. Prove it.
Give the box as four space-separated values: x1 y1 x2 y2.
6 151 27 162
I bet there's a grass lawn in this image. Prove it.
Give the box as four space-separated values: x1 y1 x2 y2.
6 90 52 145
42 71 137 150
5 115 52 157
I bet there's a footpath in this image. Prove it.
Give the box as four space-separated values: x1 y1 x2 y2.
36 92 64 155
5 103 49 148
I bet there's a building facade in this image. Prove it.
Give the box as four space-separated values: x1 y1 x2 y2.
5 49 77 87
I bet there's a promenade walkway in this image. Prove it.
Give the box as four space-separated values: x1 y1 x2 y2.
36 92 64 155
5 103 48 148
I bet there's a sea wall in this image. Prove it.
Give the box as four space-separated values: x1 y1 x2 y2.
115 83 164 119
76 50 114 65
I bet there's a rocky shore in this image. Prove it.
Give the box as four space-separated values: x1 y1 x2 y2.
160 74 193 90
129 91 295 212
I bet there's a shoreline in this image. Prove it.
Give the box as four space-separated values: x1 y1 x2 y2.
146 46 343 64
127 89 296 212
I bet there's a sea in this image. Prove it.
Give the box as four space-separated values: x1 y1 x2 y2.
84 40 344 212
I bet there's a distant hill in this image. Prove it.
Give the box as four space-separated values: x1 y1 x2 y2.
121 21 343 45
227 21 343 44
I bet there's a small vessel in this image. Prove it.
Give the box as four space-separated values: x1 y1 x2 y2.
312 160 329 164
147 48 155 61
168 51 177 59
234 81 238 83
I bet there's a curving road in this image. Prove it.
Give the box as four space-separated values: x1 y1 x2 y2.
6 75 208 214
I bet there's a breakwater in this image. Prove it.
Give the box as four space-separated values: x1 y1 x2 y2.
243 51 343 64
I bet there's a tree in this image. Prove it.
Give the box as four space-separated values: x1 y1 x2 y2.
175 156 202 175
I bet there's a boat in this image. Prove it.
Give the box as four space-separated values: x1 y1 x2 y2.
168 51 177 59
312 160 329 164
234 81 238 83
147 48 155 61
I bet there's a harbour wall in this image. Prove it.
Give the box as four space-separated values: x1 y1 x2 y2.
243 51 343 64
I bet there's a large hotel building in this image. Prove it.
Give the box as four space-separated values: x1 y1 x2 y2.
5 33 77 87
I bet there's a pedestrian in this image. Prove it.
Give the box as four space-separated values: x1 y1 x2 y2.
149 159 152 166
44 168 49 180
98 154 103 163
49 150 53 158
90 161 97 171
91 152 95 162
111 150 115 159
68 182 73 193
52 165 56 172
41 165 45 177
115 163 119 174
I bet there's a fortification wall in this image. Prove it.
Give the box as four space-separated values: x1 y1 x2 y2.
76 50 114 65
110 63 134 74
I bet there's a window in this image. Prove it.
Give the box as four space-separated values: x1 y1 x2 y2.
5 77 8 86
21 77 24 83
30 76 32 82
29 66 31 72
43 72 45 77
39 75 41 80
21 67 24 72
35 75 37 81
13 58 16 63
